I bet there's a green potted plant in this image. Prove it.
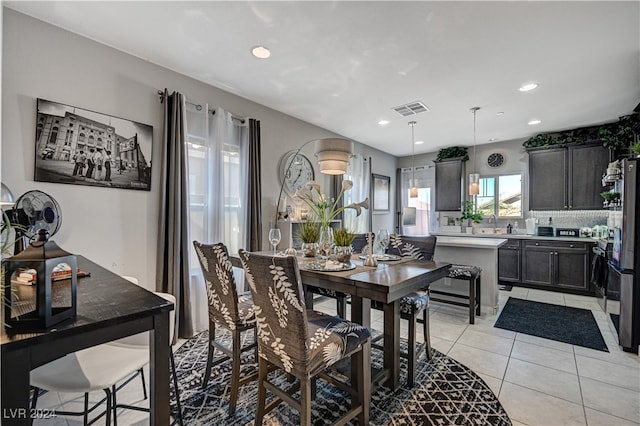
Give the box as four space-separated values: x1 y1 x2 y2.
600 191 621 207
333 227 357 263
296 220 320 257
630 142 640 158
460 200 483 232
435 146 469 162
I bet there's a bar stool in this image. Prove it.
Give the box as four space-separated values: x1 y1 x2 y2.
430 264 482 324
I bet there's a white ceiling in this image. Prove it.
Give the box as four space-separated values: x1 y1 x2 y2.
5 1 640 157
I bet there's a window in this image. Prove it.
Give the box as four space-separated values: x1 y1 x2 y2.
186 103 248 270
48 127 59 145
342 154 370 233
400 166 434 235
477 174 522 218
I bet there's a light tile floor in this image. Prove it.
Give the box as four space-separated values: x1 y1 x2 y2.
34 287 640 425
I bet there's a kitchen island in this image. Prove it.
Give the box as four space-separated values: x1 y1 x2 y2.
433 235 507 314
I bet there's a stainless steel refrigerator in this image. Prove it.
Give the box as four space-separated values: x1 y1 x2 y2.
610 158 640 353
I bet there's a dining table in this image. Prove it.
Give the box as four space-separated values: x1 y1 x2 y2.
299 255 450 390
235 252 451 391
1 256 173 426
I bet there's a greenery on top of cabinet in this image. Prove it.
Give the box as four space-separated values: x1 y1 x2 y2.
435 146 469 162
523 113 639 151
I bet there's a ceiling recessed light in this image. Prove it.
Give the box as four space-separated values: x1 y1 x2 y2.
496 112 505 116
528 119 542 125
519 82 539 92
415 140 424 145
378 120 390 126
251 46 271 59
488 138 498 142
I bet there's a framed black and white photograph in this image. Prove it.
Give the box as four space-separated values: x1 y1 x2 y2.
34 98 153 191
372 173 390 212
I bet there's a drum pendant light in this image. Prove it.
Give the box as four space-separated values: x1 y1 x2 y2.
409 121 418 198
469 107 481 195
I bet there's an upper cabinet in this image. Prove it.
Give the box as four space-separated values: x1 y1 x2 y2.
435 158 464 211
529 142 610 210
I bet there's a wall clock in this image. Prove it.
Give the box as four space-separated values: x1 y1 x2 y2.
487 152 505 168
279 151 315 195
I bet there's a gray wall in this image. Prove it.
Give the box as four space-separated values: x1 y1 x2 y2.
1 9 397 288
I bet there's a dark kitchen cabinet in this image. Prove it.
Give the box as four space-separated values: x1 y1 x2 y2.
435 158 464 211
522 240 592 292
529 142 610 211
529 148 566 211
569 144 611 209
498 239 521 283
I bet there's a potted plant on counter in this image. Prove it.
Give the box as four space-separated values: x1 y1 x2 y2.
333 227 356 263
460 200 483 233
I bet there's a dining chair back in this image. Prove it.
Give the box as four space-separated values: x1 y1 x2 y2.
388 234 437 260
373 234 437 387
192 241 258 414
239 250 371 425
351 233 373 253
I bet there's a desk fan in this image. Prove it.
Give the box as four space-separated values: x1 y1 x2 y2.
8 190 62 253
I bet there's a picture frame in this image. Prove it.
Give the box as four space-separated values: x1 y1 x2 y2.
34 98 153 191
372 173 391 212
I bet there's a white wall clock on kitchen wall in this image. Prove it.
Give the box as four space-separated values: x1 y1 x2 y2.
279 151 315 195
487 152 505 168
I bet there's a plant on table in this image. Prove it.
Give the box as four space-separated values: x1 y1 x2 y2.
332 227 357 263
296 219 320 257
294 180 368 258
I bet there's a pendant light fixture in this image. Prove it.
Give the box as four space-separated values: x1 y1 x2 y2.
409 121 418 198
469 107 481 195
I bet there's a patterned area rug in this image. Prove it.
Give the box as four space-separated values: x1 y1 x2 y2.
170 330 511 425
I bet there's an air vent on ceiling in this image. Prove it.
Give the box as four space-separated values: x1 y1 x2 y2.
392 101 431 117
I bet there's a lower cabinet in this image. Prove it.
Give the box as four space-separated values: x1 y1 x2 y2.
498 239 521 283
521 240 592 292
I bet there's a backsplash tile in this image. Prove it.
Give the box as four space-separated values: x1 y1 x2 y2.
527 210 609 228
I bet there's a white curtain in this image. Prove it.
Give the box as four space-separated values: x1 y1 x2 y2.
186 103 248 332
342 154 371 233
400 165 433 235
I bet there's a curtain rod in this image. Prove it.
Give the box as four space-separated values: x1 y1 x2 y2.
157 89 245 123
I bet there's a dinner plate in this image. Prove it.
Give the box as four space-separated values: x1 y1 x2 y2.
358 254 401 261
302 262 356 272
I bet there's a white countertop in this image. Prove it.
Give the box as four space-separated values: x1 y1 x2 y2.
436 235 507 248
435 232 597 243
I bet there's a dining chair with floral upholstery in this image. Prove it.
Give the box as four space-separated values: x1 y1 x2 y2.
193 241 258 415
239 250 371 425
371 234 437 387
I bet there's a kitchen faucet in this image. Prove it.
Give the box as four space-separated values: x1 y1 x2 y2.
489 214 498 230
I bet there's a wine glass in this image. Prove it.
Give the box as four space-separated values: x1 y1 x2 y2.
378 229 390 254
268 228 281 256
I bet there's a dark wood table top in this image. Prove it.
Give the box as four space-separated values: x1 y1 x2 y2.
1 256 173 353
297 256 451 303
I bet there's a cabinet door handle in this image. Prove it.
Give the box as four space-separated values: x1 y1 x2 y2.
570 244 574 248
549 252 554 282
535 242 540 246
555 252 558 256
564 205 567 209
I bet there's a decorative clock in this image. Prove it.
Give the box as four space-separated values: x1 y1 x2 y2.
279 151 315 195
487 152 505 168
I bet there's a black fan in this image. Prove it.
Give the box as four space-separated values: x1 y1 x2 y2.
8 190 62 252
